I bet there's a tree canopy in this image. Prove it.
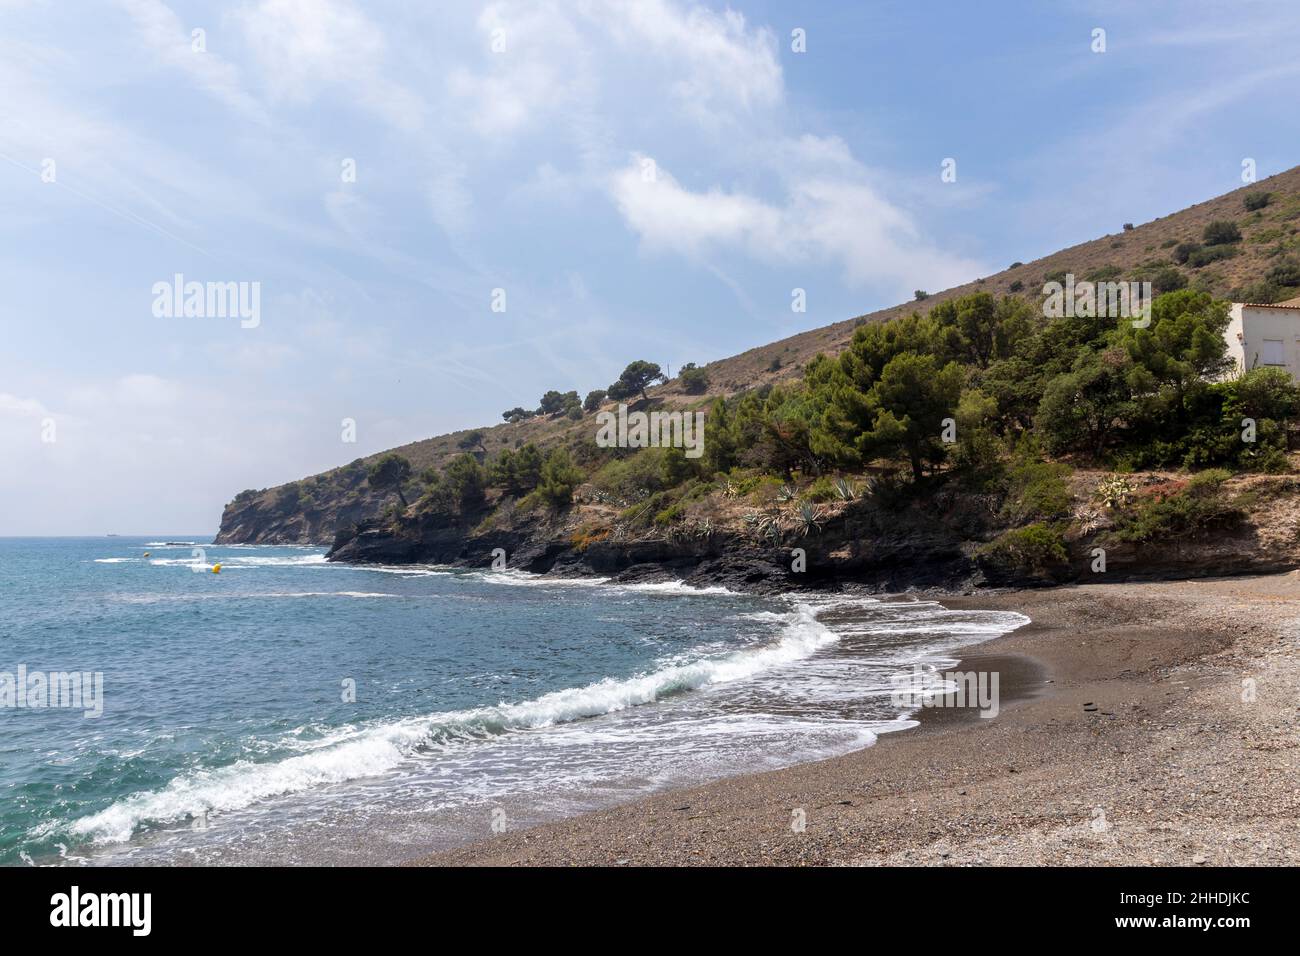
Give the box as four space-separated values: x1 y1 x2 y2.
607 360 666 403
367 453 412 507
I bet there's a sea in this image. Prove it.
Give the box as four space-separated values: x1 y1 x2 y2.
0 536 1028 865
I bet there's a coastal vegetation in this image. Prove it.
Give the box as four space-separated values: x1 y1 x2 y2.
362 285 1299 558
217 167 1300 586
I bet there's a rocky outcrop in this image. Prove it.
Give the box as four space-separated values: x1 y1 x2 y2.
320 481 1300 595
214 463 389 545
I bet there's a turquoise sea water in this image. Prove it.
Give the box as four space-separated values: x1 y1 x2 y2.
0 536 1027 865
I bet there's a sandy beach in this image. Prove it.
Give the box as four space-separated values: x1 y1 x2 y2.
415 573 1300 866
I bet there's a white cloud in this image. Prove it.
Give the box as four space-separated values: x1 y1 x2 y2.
232 0 426 131
447 1 588 138
0 392 55 419
597 0 782 123
117 0 269 123
610 154 985 295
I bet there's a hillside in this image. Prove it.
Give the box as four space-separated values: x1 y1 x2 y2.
217 165 1300 547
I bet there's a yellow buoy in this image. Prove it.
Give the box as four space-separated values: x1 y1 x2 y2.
212 563 222 574
143 552 151 558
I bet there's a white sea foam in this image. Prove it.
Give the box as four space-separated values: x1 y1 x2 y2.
363 565 454 577
470 568 738 596
221 554 328 567
59 603 838 845
259 591 398 599
470 569 611 587
93 558 136 564
611 580 738 596
146 553 326 569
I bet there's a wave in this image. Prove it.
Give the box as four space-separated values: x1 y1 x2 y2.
259 591 398 599
362 565 455 577
469 568 738 596
109 590 400 604
469 568 611 587
146 554 327 568
834 611 1031 637
612 580 738 596
220 554 328 567
93 558 136 564
57 603 838 845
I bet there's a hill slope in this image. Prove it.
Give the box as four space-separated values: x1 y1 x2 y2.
216 165 1300 545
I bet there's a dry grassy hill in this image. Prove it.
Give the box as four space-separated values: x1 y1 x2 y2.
217 165 1300 544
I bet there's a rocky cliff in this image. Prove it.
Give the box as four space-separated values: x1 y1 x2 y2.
323 472 1300 593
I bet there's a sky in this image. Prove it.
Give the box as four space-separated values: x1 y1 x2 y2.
3 0 1300 535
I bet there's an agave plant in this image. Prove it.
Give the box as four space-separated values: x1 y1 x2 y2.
1073 506 1103 536
753 509 784 542
796 500 826 536
834 477 857 502
663 525 688 546
692 517 715 540
775 483 798 503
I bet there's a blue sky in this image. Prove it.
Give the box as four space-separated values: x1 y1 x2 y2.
3 0 1300 534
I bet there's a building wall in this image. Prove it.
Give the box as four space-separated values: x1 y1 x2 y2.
1225 304 1300 379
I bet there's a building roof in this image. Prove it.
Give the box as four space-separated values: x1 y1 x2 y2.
1238 298 1300 309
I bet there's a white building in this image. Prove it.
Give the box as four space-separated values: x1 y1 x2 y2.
1225 297 1300 378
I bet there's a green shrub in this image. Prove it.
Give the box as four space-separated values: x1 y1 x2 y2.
804 476 839 502
979 523 1068 573
533 447 583 509
592 449 671 499
1085 264 1122 282
1001 457 1073 522
1232 280 1286 304
1267 258 1300 287
1244 192 1271 212
747 475 786 504
1203 220 1242 245
618 487 683 527
1149 266 1187 293
677 363 709 394
443 454 487 511
1187 244 1238 267
1108 471 1243 543
653 501 686 525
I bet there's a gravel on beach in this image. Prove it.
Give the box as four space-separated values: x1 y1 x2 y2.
415 574 1300 867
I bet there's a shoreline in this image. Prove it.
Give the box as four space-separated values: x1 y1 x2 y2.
413 573 1300 866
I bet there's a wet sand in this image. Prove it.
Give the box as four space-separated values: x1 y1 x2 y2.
414 574 1300 866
